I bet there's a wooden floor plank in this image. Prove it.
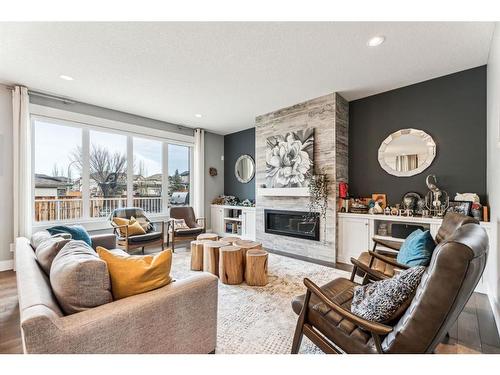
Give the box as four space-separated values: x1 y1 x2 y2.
1 269 499 354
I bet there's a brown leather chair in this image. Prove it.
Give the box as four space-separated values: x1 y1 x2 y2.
350 212 478 282
291 221 488 354
167 206 205 251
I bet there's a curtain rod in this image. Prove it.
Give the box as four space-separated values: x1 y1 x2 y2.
29 90 76 104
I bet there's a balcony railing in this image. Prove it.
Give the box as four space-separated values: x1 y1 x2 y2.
34 197 164 222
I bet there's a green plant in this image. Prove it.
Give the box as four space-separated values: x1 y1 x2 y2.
307 173 329 242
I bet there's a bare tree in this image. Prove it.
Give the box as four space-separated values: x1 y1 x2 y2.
51 163 61 177
71 145 127 197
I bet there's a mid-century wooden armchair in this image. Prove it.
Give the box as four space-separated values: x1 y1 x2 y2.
350 212 478 283
110 207 165 254
291 221 488 354
167 206 205 251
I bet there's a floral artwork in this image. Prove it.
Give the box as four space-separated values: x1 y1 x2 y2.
265 128 314 188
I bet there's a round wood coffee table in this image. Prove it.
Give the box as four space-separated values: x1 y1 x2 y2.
219 245 244 285
197 233 218 241
203 241 230 277
245 249 268 286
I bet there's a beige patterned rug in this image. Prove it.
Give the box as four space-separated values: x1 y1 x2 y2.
170 248 350 354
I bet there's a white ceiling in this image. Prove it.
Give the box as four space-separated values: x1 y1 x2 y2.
0 22 494 134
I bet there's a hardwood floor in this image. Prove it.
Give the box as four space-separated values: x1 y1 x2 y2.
1 268 499 354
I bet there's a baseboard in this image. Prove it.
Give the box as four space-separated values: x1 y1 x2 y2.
0 259 14 272
265 247 337 268
488 292 500 338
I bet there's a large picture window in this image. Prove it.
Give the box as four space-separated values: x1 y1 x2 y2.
32 116 192 223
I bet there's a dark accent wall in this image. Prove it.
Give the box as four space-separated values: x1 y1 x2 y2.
224 127 255 201
349 66 487 205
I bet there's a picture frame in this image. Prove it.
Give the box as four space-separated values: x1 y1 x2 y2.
371 193 387 209
446 200 472 216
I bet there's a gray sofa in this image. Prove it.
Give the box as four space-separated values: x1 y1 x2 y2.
15 233 218 354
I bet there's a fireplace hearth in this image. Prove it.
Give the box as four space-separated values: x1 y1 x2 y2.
264 209 319 241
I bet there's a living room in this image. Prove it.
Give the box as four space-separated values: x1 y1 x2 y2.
1 1 500 371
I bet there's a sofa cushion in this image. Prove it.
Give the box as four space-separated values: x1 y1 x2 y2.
351 266 426 323
97 247 172 300
30 230 72 250
50 240 113 315
35 236 71 275
48 225 92 247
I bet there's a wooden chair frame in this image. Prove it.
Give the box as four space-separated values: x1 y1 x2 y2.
291 278 392 354
112 220 165 254
167 217 206 252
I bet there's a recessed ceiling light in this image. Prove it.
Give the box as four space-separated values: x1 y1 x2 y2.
195 114 202 118
59 75 74 81
367 36 385 47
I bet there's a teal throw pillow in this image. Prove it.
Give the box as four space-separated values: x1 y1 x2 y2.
47 225 92 247
396 229 436 267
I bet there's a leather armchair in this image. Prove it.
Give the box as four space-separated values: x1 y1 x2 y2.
350 212 478 282
167 206 205 251
291 218 488 354
110 207 165 254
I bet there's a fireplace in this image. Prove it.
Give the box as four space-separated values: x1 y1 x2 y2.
264 209 319 241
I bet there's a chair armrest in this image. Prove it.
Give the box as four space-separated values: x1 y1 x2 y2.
112 224 129 238
368 251 410 270
372 237 402 251
196 217 206 230
150 220 166 234
90 234 117 250
350 257 390 281
303 278 392 336
22 273 218 353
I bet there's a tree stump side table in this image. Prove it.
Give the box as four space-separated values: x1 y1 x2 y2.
197 233 218 241
203 241 230 277
233 240 262 266
219 236 241 245
245 249 268 286
190 240 206 271
219 246 244 285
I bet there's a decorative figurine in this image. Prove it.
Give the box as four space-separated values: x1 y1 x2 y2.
425 174 449 217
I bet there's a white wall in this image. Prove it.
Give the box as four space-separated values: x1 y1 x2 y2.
0 84 14 267
204 132 224 229
487 22 500 327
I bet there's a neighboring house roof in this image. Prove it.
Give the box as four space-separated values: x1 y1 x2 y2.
180 170 189 176
34 174 72 188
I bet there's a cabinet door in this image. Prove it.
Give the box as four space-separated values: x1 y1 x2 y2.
211 207 223 235
242 209 256 240
337 218 370 264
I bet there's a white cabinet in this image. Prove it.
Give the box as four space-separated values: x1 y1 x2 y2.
337 216 370 264
210 205 256 241
210 205 224 236
242 208 256 240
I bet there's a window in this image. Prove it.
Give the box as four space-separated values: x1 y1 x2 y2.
168 144 190 206
133 137 163 213
88 130 128 218
33 120 82 222
32 115 193 223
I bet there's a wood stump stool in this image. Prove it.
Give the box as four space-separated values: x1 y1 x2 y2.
220 236 241 245
203 241 230 277
233 240 262 264
190 240 205 271
219 246 244 285
245 249 268 286
197 233 218 241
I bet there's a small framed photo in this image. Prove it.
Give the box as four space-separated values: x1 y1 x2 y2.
371 193 387 209
447 200 472 216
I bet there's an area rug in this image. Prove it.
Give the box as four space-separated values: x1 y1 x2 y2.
170 249 350 354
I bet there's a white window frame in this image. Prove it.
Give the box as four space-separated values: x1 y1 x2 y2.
30 104 194 231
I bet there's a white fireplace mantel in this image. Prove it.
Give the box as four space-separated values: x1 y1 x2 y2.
256 187 310 197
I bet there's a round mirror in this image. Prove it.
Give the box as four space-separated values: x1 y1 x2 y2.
235 155 255 183
378 128 436 177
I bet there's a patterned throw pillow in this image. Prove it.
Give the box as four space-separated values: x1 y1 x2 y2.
173 219 190 230
351 266 426 323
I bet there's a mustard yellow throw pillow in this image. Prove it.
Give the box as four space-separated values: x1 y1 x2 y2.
96 247 172 300
112 217 146 237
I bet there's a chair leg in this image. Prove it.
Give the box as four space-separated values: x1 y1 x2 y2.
291 289 311 354
142 247 145 255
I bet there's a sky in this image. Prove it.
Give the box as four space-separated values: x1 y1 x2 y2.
34 120 190 178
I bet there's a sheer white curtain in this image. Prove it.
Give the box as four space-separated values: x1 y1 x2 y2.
12 86 32 240
193 128 205 218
